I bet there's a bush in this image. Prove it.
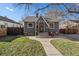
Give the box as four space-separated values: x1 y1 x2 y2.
59 29 78 34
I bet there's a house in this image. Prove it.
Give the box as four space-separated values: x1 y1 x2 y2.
23 10 61 36
59 20 79 34
0 16 23 36
59 20 78 29
0 16 23 28
70 20 79 34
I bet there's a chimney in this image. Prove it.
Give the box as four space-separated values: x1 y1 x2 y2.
36 13 39 18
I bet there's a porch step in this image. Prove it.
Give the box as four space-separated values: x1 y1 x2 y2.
37 33 51 38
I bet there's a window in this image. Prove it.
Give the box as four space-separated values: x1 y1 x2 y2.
50 22 54 29
54 22 58 28
5 23 8 27
27 22 34 28
0 25 5 28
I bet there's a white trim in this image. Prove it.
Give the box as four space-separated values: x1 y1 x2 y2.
35 16 50 28
27 22 34 28
42 17 50 28
38 20 45 34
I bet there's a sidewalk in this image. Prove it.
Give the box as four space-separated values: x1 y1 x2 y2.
28 36 62 56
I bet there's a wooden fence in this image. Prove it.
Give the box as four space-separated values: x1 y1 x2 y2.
59 29 78 34
7 27 24 35
0 28 7 37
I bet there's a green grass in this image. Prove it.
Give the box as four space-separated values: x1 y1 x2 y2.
0 37 46 56
50 38 79 56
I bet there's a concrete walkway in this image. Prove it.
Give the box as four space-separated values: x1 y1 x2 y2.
28 36 62 56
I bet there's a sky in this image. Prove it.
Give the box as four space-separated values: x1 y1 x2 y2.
0 3 64 22
0 3 27 21
0 3 50 21
0 3 79 22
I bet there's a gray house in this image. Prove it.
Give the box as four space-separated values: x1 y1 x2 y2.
23 10 61 36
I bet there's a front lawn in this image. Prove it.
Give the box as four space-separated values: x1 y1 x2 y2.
50 38 79 56
0 37 46 56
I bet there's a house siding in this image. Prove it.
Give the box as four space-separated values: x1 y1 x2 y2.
24 22 59 36
45 22 59 33
0 20 22 27
24 22 35 36
45 23 48 32
24 16 59 36
49 22 59 33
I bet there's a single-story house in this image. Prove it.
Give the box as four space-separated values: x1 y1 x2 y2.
23 10 62 36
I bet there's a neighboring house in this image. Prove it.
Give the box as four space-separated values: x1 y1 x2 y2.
0 16 23 28
23 10 61 36
59 20 79 34
59 20 78 29
0 16 23 36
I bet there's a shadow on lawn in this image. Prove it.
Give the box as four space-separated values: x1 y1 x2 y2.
0 36 19 42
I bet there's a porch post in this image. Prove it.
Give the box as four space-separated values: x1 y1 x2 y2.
35 22 37 36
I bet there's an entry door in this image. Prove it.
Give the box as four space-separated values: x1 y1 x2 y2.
38 22 44 32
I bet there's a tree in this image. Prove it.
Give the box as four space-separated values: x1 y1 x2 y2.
15 3 79 20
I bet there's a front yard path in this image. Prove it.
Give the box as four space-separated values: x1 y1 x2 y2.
28 36 62 56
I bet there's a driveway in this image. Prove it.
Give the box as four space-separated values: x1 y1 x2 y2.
62 34 79 41
27 36 62 56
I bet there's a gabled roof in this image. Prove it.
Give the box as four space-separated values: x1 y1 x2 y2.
0 16 21 24
23 10 63 22
23 16 38 22
24 15 59 22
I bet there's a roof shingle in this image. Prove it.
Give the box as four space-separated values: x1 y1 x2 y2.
0 16 21 24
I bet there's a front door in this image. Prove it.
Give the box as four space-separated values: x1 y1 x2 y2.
38 22 44 32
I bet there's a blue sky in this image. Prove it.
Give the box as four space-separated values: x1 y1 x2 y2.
0 3 79 22
0 3 64 21
0 3 27 21
0 3 51 21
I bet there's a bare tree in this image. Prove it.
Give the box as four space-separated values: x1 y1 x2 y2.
15 3 79 20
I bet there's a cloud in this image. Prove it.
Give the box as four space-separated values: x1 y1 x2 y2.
5 7 14 12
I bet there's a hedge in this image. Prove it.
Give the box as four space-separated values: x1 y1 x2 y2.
7 27 24 35
59 29 78 34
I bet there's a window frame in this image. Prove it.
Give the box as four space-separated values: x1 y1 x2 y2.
27 22 34 28
50 22 55 29
0 25 5 28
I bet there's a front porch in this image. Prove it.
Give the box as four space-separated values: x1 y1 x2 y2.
36 32 59 38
